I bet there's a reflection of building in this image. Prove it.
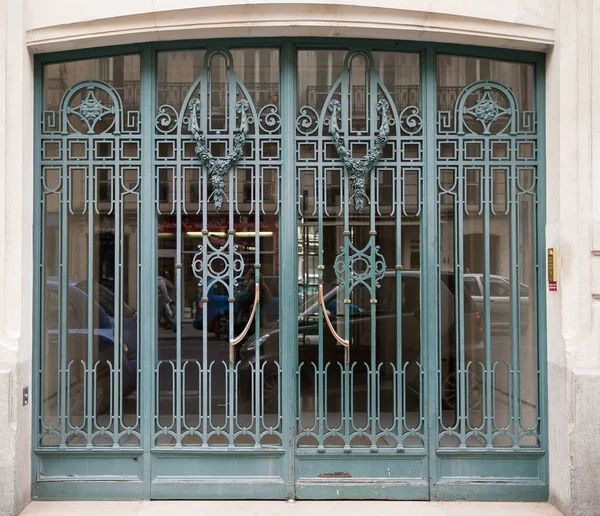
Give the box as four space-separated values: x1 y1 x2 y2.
1 2 600 516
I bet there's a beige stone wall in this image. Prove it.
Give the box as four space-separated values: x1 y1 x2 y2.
24 0 555 53
0 0 33 514
1 0 599 514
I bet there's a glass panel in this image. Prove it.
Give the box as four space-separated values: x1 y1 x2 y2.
40 56 141 447
157 51 205 114
155 48 282 447
437 55 538 448
296 49 422 450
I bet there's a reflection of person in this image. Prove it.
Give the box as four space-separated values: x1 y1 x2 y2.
158 271 176 332
236 267 273 328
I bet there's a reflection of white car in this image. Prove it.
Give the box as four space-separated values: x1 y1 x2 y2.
463 274 529 335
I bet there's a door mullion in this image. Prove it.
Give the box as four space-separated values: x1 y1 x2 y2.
140 45 157 497
280 40 297 498
423 45 438 500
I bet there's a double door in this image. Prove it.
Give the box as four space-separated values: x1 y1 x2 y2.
151 47 429 499
35 42 545 501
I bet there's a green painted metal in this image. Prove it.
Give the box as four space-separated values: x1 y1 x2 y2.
422 46 438 500
292 48 429 499
280 40 299 500
140 46 157 499
32 39 547 502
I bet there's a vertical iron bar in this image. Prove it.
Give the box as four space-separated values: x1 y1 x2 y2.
254 152 261 445
395 166 403 447
200 67 209 447
423 45 438 496
514 168 523 445
59 148 68 447
341 63 351 450
456 134 466 446
86 157 94 446
225 59 236 447
227 88 235 447
140 45 156 496
510 160 520 447
113 160 122 445
369 69 377 451
175 162 182 446
280 42 297 495
317 156 325 448
483 152 492 447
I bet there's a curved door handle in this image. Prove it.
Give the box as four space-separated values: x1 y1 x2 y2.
319 279 350 364
230 282 260 363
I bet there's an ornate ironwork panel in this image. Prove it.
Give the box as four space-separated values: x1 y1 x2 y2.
436 61 541 450
33 44 546 501
38 56 142 448
294 50 426 487
153 49 283 449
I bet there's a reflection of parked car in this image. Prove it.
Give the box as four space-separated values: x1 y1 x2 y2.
239 270 483 411
464 274 529 335
193 276 280 340
45 279 138 413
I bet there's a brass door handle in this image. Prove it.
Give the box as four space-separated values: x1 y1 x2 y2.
319 281 350 363
230 282 260 363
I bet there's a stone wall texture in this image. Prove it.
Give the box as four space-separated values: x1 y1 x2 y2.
0 1 598 514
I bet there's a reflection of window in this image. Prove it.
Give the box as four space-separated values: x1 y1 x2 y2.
489 278 510 297
378 278 396 314
189 181 199 203
402 277 420 313
326 186 340 207
98 169 111 202
45 291 78 329
158 179 169 203
464 277 481 297
410 239 420 268
466 175 481 206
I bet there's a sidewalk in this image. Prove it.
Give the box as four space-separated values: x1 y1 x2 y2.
21 501 564 516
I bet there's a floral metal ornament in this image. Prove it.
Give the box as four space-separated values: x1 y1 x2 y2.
189 97 250 211
67 86 114 134
328 98 390 213
463 86 511 134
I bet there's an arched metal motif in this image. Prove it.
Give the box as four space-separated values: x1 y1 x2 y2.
328 98 390 213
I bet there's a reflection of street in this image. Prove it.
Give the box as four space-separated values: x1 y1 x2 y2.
157 322 230 406
439 331 538 448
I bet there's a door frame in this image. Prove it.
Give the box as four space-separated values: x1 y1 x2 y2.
31 39 548 501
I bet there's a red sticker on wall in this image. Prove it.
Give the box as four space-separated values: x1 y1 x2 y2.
548 281 557 291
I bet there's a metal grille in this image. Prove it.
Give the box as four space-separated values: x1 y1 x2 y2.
295 51 425 451
436 79 540 448
34 44 545 500
153 49 283 448
39 76 142 447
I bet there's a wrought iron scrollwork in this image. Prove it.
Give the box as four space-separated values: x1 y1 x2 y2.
327 98 390 213
189 97 250 211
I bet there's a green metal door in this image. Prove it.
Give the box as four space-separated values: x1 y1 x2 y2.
149 48 292 498
291 49 429 499
32 41 547 502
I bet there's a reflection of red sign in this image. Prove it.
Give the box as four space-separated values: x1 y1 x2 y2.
157 216 278 233
549 281 557 291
